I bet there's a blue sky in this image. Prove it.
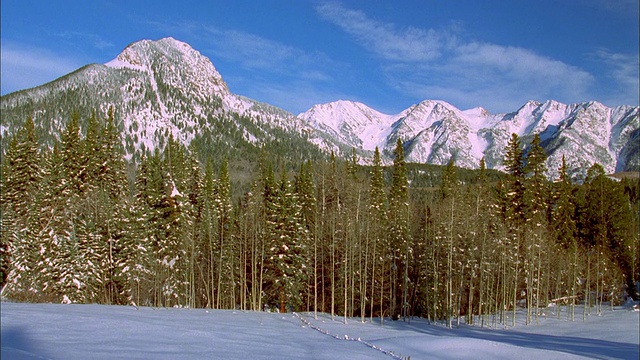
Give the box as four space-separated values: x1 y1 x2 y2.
1 0 638 114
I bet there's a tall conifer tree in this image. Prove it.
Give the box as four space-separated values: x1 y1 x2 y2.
388 139 409 319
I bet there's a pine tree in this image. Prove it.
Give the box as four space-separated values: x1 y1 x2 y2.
582 164 638 301
135 148 186 307
117 194 151 306
388 139 409 319
502 133 525 326
524 133 548 220
553 156 576 249
368 147 387 322
438 157 460 327
61 112 88 195
214 158 234 309
293 161 317 314
523 133 549 324
1 117 42 289
266 170 308 312
200 159 218 308
312 152 345 318
440 158 458 200
503 133 525 222
2 117 41 216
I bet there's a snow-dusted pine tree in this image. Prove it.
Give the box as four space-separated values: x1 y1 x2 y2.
388 139 409 320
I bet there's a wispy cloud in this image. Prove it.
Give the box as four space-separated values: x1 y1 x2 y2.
582 0 639 16
56 32 114 50
201 26 338 78
316 2 597 112
315 3 449 62
592 49 639 105
147 20 351 113
1 42 84 95
149 19 341 80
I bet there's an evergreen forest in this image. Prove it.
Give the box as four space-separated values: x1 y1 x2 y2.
1 110 638 328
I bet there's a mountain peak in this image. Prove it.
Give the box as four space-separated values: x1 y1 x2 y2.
107 37 195 67
105 37 228 95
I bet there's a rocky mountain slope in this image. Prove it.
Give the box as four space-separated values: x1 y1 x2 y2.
1 37 638 180
299 99 639 180
0 37 331 164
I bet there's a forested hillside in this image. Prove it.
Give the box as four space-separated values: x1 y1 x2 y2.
1 110 638 328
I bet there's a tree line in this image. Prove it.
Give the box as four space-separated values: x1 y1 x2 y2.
1 111 638 327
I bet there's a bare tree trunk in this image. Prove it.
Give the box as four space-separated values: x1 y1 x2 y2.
214 235 216 309
478 231 486 327
403 237 409 321
258 236 264 312
447 197 454 328
370 232 378 323
251 221 258 311
216 224 224 309
456 263 464 328
535 243 541 325
555 259 562 319
331 218 335 321
583 253 589 322
433 235 439 326
596 245 602 315
512 235 520 328
362 223 369 323
380 264 385 326
468 265 475 325
500 239 506 325
344 223 348 324
314 218 318 320
424 208 431 324
571 243 577 321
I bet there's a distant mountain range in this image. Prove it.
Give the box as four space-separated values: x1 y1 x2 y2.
300 98 639 180
1 37 638 180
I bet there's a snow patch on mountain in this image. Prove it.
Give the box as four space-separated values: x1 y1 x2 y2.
298 100 396 151
300 98 639 180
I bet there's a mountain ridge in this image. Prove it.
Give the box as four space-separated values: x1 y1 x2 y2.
1 37 638 180
299 97 639 180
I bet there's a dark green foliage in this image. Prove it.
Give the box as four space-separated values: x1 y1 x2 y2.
524 133 548 220
552 156 577 248
577 164 638 300
439 158 458 200
503 133 525 225
388 139 409 318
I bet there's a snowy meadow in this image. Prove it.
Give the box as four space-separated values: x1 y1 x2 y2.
1 302 638 359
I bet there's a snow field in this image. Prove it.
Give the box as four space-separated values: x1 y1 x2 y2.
1 302 638 359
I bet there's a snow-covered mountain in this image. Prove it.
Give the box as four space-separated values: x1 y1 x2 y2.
0 37 331 162
1 37 638 180
299 99 639 180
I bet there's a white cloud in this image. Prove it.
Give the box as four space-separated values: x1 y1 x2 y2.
203 27 302 70
582 0 639 15
592 49 639 106
147 20 351 113
316 2 446 62
243 79 355 116
151 20 340 81
316 2 598 112
1 43 83 95
56 32 114 50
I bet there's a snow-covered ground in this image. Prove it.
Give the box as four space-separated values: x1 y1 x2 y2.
1 302 638 359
